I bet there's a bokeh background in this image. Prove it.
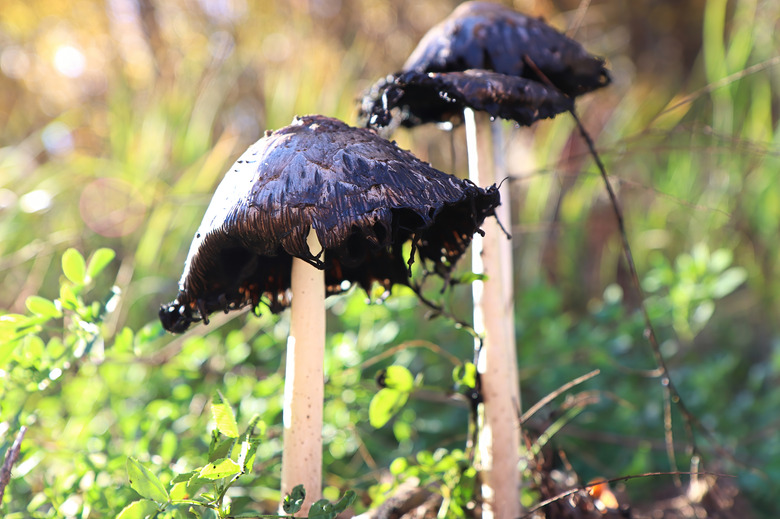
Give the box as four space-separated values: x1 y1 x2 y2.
1 0 779 517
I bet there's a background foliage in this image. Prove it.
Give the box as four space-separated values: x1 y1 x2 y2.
1 0 779 517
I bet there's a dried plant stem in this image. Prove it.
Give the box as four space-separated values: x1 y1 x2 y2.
568 109 694 484
523 51 702 483
464 107 521 519
0 425 26 502
281 229 325 515
520 369 600 424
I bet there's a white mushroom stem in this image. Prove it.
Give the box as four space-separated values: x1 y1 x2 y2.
281 228 325 516
464 107 522 519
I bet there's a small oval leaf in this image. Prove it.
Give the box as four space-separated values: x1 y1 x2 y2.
126 457 169 504
86 248 116 280
283 484 306 514
211 391 239 438
25 296 62 319
453 362 477 389
62 248 87 285
369 388 409 428
382 365 414 392
114 327 134 352
198 457 241 480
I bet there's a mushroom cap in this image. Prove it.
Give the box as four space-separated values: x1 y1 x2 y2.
362 69 574 128
403 1 609 97
360 1 609 128
159 115 500 333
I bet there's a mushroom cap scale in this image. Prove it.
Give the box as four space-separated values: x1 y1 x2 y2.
159 115 500 333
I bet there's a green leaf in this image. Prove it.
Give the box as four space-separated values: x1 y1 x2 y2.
307 499 334 519
114 327 134 352
62 248 87 285
208 435 234 463
282 484 305 514
369 388 409 428
378 365 414 392
712 267 747 298
59 283 80 310
170 470 199 484
454 272 488 285
333 490 357 513
127 457 170 504
306 491 356 519
25 296 62 319
0 313 27 328
243 414 266 439
169 481 189 501
393 420 413 443
453 362 477 389
237 439 261 474
197 458 242 480
211 391 239 438
389 457 408 475
0 340 19 365
116 499 159 519
86 248 116 280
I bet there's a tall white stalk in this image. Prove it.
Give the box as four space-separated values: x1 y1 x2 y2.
281 228 325 516
464 107 521 519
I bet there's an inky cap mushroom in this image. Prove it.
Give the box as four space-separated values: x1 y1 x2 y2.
159 114 500 333
360 1 609 129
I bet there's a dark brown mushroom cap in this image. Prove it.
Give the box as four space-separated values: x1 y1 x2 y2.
159 115 500 333
361 69 574 128
360 1 609 129
402 1 609 97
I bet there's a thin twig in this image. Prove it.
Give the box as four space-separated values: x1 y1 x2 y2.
566 0 593 38
653 55 780 122
347 339 463 374
407 280 480 341
520 369 600 424
0 425 27 502
523 52 698 481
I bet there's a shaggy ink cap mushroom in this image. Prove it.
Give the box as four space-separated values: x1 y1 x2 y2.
361 1 610 128
159 115 500 333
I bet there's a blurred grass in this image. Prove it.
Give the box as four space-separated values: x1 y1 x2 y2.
1 0 779 516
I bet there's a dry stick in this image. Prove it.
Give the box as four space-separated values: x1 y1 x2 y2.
280 229 325 515
464 107 521 519
568 109 698 485
520 369 600 425
0 425 26 502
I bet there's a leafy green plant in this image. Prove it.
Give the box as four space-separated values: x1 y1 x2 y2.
0 247 117 409
369 448 477 518
643 244 747 341
121 394 355 519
